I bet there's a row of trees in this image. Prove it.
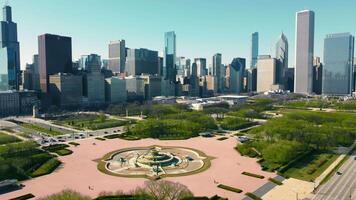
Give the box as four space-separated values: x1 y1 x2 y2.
238 110 356 170
39 180 195 200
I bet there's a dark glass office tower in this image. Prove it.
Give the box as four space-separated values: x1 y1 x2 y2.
0 5 20 91
164 31 176 81
250 32 259 69
38 34 72 93
322 33 354 96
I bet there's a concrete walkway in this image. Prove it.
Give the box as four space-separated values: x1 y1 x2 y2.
314 143 356 187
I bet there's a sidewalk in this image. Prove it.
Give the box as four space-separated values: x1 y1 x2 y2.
314 143 356 187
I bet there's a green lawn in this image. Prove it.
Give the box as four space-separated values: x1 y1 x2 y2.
0 132 21 145
55 114 129 130
0 141 60 181
281 152 339 181
21 123 63 136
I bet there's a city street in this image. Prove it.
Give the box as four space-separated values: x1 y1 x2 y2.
312 150 356 200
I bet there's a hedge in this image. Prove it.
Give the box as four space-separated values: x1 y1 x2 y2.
69 142 80 146
245 192 262 200
268 177 283 185
242 172 265 179
217 184 242 193
10 194 35 200
30 158 61 177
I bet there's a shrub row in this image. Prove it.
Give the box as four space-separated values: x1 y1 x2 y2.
245 192 262 200
31 158 61 177
268 177 283 185
217 184 242 193
242 172 264 179
10 194 35 200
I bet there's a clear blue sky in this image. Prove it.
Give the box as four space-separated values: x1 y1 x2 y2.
6 0 356 69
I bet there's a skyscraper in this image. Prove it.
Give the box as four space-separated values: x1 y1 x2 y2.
294 10 315 94
164 31 176 81
213 53 222 92
322 33 354 96
38 34 72 93
257 55 277 92
108 40 126 73
275 33 288 85
230 58 245 93
195 58 207 77
125 48 159 76
0 5 20 91
250 32 259 69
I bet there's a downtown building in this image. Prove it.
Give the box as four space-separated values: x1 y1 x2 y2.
294 10 315 95
105 77 127 103
213 53 223 93
49 73 83 107
164 31 176 82
125 48 159 76
322 33 354 96
82 54 105 105
108 40 126 73
0 5 20 91
256 55 278 92
275 33 288 87
230 58 245 94
38 34 72 93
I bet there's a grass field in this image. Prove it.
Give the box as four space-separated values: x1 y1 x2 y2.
281 152 339 181
55 114 129 130
21 123 63 136
0 132 21 145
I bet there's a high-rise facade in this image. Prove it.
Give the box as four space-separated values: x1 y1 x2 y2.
294 10 315 94
195 58 207 77
164 31 176 81
230 58 245 93
257 56 277 92
0 5 20 91
213 53 222 92
275 33 288 85
125 48 159 76
250 32 259 68
322 33 354 96
38 34 72 93
108 40 126 73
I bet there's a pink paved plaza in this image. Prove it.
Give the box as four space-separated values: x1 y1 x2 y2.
1 136 276 200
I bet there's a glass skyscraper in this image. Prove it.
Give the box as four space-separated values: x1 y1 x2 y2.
322 33 354 96
164 31 176 81
250 32 259 69
294 10 315 94
275 33 288 85
108 40 126 73
0 5 20 91
213 53 222 92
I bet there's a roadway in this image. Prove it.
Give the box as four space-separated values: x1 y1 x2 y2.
312 150 356 200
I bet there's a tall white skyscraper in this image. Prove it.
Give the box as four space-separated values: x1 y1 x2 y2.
294 10 315 94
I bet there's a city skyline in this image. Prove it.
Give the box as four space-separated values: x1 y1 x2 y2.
5 0 356 69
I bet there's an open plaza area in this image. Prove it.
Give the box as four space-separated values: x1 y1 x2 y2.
0 135 276 200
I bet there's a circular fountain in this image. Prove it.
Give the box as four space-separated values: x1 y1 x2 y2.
98 146 211 179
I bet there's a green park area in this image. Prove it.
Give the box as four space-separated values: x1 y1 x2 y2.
54 113 130 130
0 141 61 181
0 132 21 145
236 108 356 181
21 122 63 136
122 104 218 140
282 98 356 110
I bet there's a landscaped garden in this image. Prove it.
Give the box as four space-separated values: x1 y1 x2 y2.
236 108 356 181
0 132 21 145
54 113 130 130
20 123 63 136
123 104 218 140
0 141 61 181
